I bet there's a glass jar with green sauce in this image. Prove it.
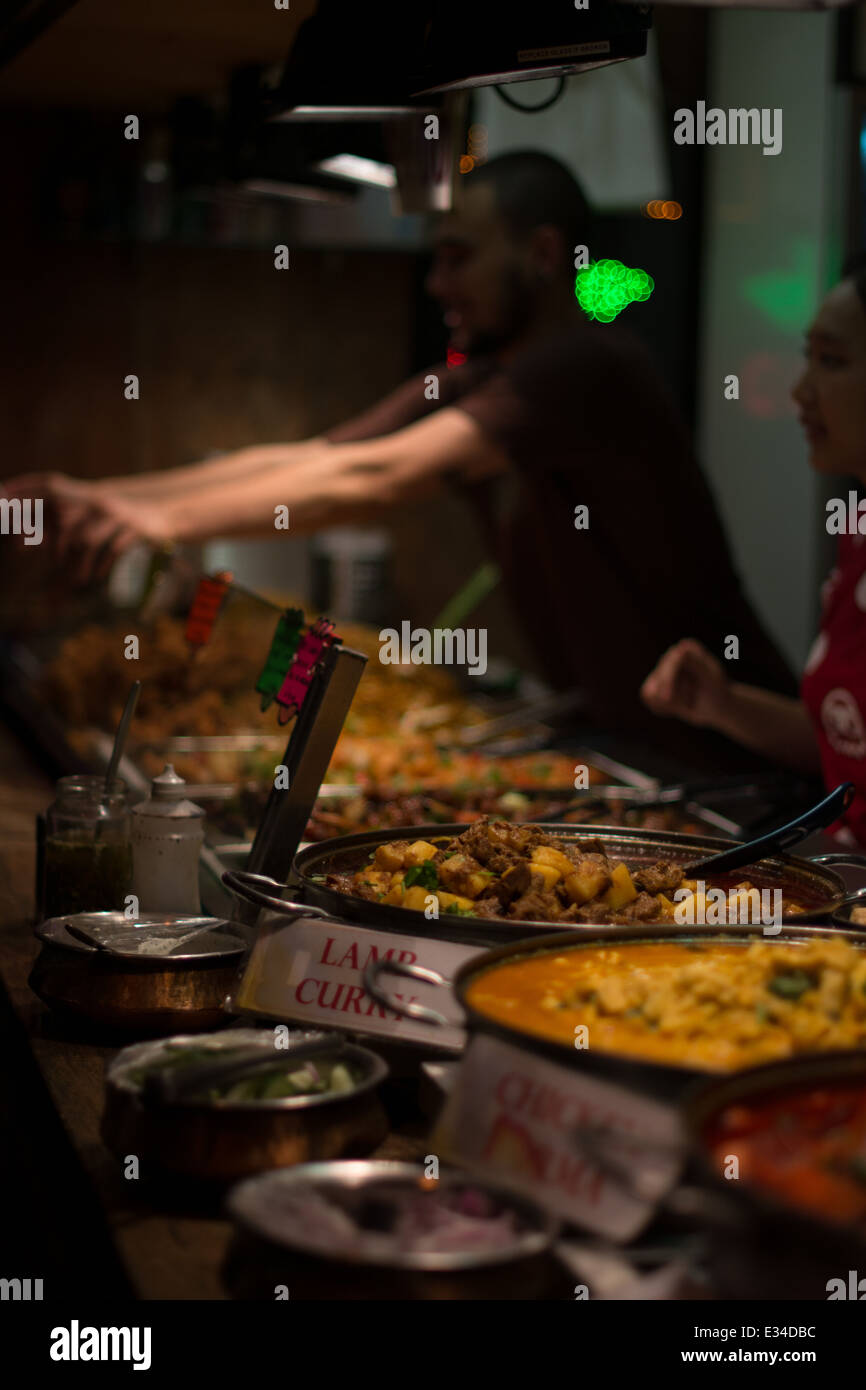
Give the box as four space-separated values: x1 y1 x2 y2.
43 776 132 919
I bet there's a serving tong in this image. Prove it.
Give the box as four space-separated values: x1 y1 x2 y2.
534 772 818 824
142 1033 347 1106
444 689 585 750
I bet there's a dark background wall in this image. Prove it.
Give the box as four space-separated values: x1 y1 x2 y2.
0 7 708 674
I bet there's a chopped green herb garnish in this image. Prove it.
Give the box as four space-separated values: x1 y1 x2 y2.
767 970 814 1001
403 860 439 891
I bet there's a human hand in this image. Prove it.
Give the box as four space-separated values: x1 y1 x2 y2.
640 638 733 730
1 472 168 586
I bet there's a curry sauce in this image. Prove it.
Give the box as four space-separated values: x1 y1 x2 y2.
466 939 866 1072
705 1082 866 1229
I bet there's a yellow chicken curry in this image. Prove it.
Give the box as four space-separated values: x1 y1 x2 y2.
465 938 866 1071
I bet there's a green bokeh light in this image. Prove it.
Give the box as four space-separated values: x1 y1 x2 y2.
575 258 654 322
741 239 822 332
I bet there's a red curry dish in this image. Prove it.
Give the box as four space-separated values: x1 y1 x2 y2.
329 819 812 926
705 1082 866 1230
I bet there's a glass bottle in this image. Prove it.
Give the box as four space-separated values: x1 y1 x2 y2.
43 776 132 919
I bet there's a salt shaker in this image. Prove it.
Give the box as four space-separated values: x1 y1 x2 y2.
131 765 205 915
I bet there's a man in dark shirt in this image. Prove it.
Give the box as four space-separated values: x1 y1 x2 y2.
4 151 794 767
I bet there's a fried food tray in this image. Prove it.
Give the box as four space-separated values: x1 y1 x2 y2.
0 626 742 915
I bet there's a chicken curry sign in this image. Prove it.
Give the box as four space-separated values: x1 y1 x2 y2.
464 937 866 1071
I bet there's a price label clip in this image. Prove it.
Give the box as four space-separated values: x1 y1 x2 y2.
255 608 305 710
184 572 232 649
275 617 339 725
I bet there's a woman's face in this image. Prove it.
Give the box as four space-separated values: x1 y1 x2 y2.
792 278 866 480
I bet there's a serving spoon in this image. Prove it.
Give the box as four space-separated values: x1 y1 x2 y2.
684 782 855 876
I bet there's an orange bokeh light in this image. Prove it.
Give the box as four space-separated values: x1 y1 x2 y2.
459 155 475 174
643 199 683 220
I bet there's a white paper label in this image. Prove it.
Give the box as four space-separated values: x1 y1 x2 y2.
432 1034 685 1240
231 913 473 1050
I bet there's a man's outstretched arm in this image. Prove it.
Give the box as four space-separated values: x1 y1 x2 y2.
134 407 507 540
3 407 509 584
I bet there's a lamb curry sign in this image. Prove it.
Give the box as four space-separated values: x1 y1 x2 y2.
230 915 471 1050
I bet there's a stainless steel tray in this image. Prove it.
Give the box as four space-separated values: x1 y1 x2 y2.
36 911 248 961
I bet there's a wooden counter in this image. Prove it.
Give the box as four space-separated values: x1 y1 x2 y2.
0 724 427 1301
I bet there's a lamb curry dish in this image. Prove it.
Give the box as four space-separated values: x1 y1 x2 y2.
330 820 813 926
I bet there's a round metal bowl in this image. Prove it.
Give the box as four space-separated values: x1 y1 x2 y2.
366 923 866 1101
223 1160 566 1300
29 913 248 1036
101 1029 389 1183
684 1050 866 1299
223 823 866 948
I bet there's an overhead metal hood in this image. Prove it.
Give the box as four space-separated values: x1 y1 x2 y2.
268 1 652 119
415 1 653 94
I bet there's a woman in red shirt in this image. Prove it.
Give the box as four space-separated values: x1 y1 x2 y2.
642 256 866 845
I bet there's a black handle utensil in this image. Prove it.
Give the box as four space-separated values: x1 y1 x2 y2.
684 783 855 876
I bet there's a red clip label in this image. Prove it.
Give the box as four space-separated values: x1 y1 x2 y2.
185 572 232 647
